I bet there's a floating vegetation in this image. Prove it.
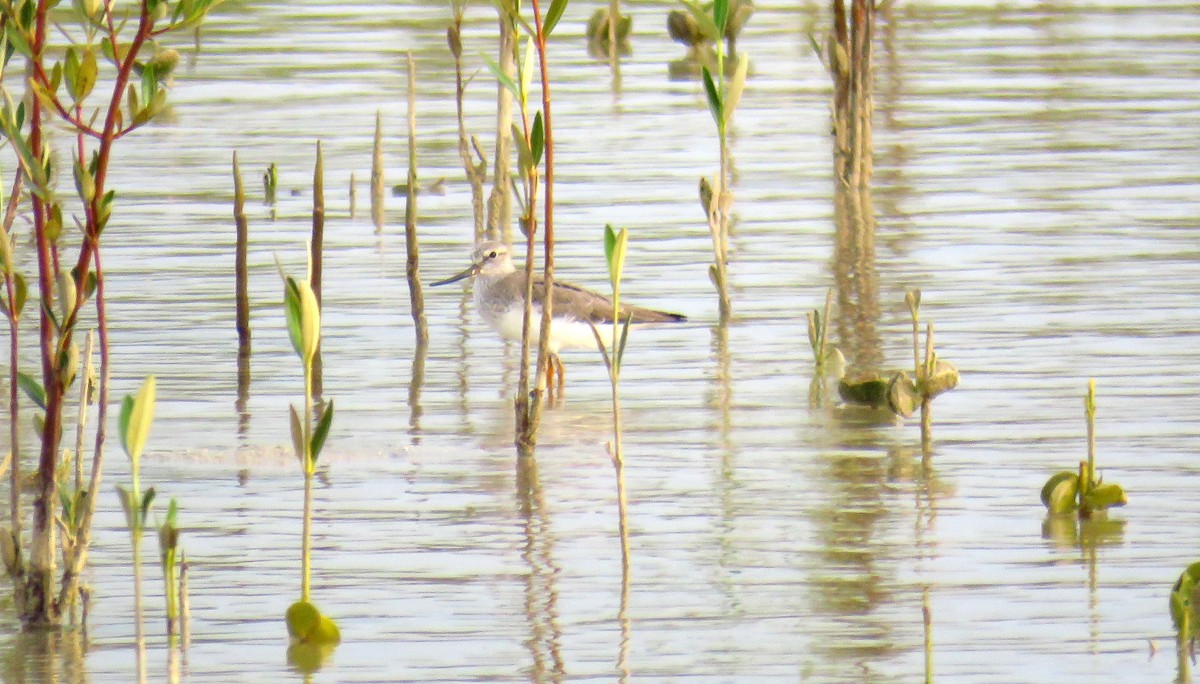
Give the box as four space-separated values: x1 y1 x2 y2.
836 289 958 436
1040 380 1127 518
586 6 632 57
668 0 753 58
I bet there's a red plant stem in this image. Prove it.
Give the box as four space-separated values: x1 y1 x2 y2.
3 172 24 550
530 0 555 401
55 243 111 609
29 2 63 598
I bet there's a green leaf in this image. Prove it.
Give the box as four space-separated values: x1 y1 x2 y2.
283 277 305 360
59 488 74 521
604 224 618 272
296 280 321 364
712 0 729 36
723 53 750 125
76 48 98 101
543 0 569 36
604 224 627 291
64 48 80 98
310 400 334 463
1040 471 1079 514
1170 561 1200 633
12 272 27 317
886 371 919 418
530 110 544 167
921 360 959 401
482 52 519 98
512 123 533 174
141 486 157 526
519 37 536 115
0 229 11 275
289 404 304 462
701 66 722 126
286 600 341 645
615 312 632 369
119 375 157 464
4 26 32 60
1082 482 1126 511
16 371 46 410
115 484 135 528
905 288 921 319
836 373 888 407
680 0 719 42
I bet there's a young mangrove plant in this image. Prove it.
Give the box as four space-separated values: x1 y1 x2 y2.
687 0 749 320
157 498 182 646
590 224 632 557
836 289 957 435
1171 561 1200 663
114 376 157 680
0 0 219 628
484 0 570 453
1040 380 1128 518
447 1 489 243
589 224 634 682
806 288 845 406
278 256 340 653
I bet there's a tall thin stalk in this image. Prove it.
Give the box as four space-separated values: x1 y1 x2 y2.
488 14 516 242
449 5 488 243
371 111 385 233
1 170 25 578
234 152 251 348
404 52 429 345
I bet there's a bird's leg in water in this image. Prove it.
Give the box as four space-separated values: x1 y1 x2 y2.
553 354 565 398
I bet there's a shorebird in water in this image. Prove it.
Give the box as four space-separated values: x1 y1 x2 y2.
432 240 687 395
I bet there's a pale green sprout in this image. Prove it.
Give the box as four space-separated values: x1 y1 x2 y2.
116 375 157 533
277 254 340 649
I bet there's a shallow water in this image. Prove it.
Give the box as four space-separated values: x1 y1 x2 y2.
2 0 1200 681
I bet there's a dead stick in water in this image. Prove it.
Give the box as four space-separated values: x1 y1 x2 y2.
404 53 429 343
233 152 250 347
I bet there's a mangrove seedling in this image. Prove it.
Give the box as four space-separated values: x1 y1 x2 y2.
157 498 182 645
0 0 220 629
807 288 845 378
114 376 157 679
483 0 571 452
668 0 753 58
586 6 632 57
590 224 634 677
806 289 845 407
590 224 633 504
1040 380 1128 518
1171 561 1200 648
278 257 340 650
263 163 278 206
687 0 749 319
836 290 958 425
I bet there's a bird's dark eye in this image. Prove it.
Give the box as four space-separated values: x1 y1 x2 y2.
488 250 498 259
